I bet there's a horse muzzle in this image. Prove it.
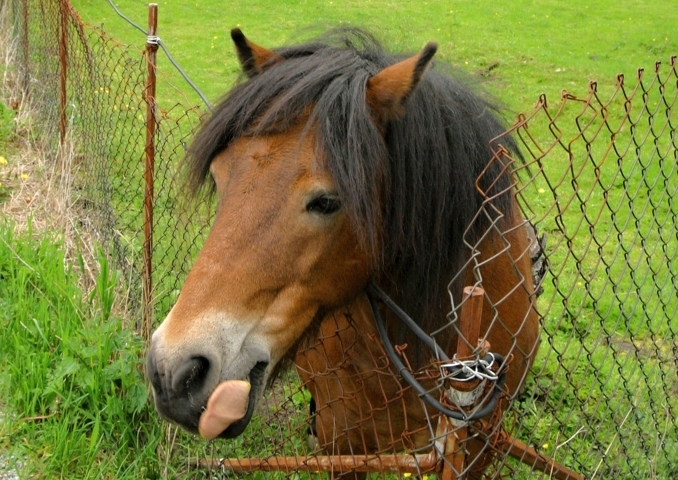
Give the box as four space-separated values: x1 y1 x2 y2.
145 320 271 439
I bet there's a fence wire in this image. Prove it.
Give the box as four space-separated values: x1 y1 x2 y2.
7 0 677 478
498 63 678 478
9 0 212 324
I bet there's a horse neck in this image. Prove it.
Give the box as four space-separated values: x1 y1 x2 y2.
313 287 449 374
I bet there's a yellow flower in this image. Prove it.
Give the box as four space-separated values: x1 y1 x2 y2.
543 443 549 449
20 173 29 180
0 155 7 165
538 188 545 194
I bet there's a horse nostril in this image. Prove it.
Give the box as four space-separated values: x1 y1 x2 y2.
171 356 210 396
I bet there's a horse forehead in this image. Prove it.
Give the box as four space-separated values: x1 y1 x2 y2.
212 127 327 189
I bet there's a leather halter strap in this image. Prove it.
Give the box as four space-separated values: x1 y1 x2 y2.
365 283 507 421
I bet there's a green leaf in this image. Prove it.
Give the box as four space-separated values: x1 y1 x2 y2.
125 383 148 415
88 414 101 455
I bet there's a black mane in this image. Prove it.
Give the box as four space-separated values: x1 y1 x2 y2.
187 28 516 331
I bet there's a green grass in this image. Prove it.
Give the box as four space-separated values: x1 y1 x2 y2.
69 0 678 113
0 100 11 201
0 223 170 478
0 100 12 146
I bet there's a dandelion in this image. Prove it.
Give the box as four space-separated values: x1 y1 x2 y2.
21 173 29 180
538 188 545 194
403 474 412 478
0 155 7 165
213 36 218 40
543 443 549 449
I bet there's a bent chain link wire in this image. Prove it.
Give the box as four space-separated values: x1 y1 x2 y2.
441 353 500 383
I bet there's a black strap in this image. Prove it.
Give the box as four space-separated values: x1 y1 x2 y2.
365 283 507 422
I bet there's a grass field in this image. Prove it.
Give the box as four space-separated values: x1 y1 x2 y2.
69 0 678 113
1 0 677 478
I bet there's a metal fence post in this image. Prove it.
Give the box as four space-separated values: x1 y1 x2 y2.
58 0 68 145
21 0 29 90
142 3 159 343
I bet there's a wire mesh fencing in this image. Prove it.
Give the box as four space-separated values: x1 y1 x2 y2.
173 55 677 480
6 0 677 478
9 0 213 329
500 62 678 478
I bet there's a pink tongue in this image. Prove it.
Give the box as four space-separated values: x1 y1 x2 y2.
198 380 251 440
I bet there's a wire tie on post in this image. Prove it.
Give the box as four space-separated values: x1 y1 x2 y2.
441 353 499 383
146 35 160 45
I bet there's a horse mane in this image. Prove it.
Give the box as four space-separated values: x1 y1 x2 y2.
186 28 517 334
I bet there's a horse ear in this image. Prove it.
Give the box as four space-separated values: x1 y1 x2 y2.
366 42 438 124
230 28 282 78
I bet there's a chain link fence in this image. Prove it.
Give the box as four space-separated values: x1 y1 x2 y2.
8 0 212 330
6 0 677 478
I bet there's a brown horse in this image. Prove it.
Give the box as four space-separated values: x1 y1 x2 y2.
146 28 540 478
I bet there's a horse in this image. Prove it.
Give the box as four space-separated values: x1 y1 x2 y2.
146 28 541 478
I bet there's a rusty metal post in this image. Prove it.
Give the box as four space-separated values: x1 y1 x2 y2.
456 286 484 360
198 453 439 474
142 3 159 343
21 0 29 90
58 0 68 145
442 286 485 480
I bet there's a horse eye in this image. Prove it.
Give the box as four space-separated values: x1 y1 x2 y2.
306 195 341 215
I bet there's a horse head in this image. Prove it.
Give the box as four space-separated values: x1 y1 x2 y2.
145 29 438 439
